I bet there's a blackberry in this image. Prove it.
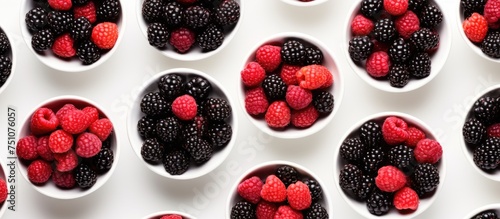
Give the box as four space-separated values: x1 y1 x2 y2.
70 17 92 42
181 116 208 139
186 76 212 100
142 0 164 23
348 36 373 62
388 38 411 64
183 136 213 164
147 23 170 48
473 96 499 124
47 11 73 35
197 24 224 51
461 0 486 16
262 74 287 100
76 40 101 65
0 56 11 85
366 190 391 216
340 138 366 164
25 7 48 32
207 122 232 148
141 138 164 162
355 175 375 200
303 179 322 201
31 29 54 52
411 163 439 196
275 165 299 187
473 211 499 219
481 31 500 58
304 202 328 219
140 92 171 117
409 0 428 12
230 201 256 219
304 46 323 65
97 0 121 21
388 64 410 88
0 32 9 55
409 28 439 51
163 149 190 175
72 0 89 5
156 117 180 143
463 118 486 145
387 144 416 173
408 52 431 78
339 164 362 191
360 0 382 18
420 4 443 28
74 164 97 188
360 121 382 148
281 39 306 65
215 0 240 26
163 2 184 27
373 18 396 43
184 6 211 29
203 97 231 121
474 137 500 170
313 91 334 114
361 147 385 174
158 74 185 100
92 147 114 172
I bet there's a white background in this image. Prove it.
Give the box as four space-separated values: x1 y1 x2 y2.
0 0 499 218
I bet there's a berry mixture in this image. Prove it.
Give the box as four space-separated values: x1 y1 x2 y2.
348 0 443 88
461 0 500 58
17 103 115 189
241 38 335 130
25 0 121 65
231 165 329 218
0 30 12 88
142 0 240 54
338 116 442 216
138 73 232 175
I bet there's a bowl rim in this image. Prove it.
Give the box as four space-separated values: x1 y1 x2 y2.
126 68 239 180
237 31 345 139
135 0 244 62
18 0 127 73
225 160 334 219
141 210 196 219
332 111 447 219
0 24 17 95
17 95 121 199
280 0 329 7
463 203 500 219
0 159 8 218
343 0 452 93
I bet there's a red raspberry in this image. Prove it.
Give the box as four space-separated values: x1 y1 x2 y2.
488 123 500 137
375 165 407 192
393 187 419 210
56 104 76 122
30 107 59 135
296 65 329 90
280 65 301 86
265 101 291 128
395 11 420 39
382 116 409 145
237 176 263 204
52 170 76 189
48 0 72 11
241 62 266 87
245 87 269 116
366 51 391 78
256 45 282 72
274 205 303 219
91 22 119 50
291 105 319 128
160 215 182 219
287 181 312 210
286 85 312 110
36 136 54 161
463 13 488 43
89 118 113 141
16 136 39 160
76 132 102 158
52 33 76 58
256 201 278 219
83 106 99 124
27 160 52 184
54 150 78 172
383 0 408 16
484 0 500 29
49 130 73 153
414 139 442 164
351 14 374 36
0 179 7 202
60 109 90 134
172 95 198 120
405 126 426 148
320 69 333 89
170 27 195 53
260 175 287 203
73 1 97 23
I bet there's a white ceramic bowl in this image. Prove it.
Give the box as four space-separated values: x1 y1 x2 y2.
226 160 333 218
136 0 243 61
20 0 126 72
238 32 344 139
344 0 451 93
333 112 446 219
280 0 328 7
0 26 16 95
464 203 500 219
18 95 120 199
127 68 238 180
461 84 500 181
0 159 8 218
142 210 195 219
